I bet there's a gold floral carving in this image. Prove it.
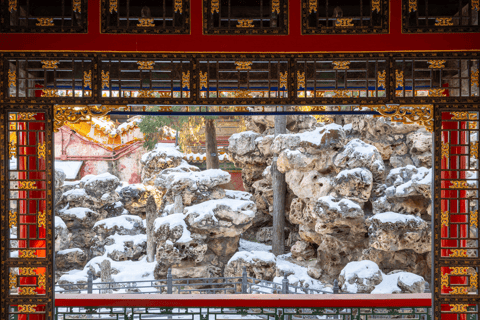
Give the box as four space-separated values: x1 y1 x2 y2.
309 0 317 13
449 249 467 257
19 287 37 295
19 250 37 258
333 61 350 70
395 70 404 88
41 60 59 69
429 88 446 97
237 19 254 28
428 60 446 69
450 287 468 295
211 0 219 13
235 61 253 70
316 91 325 97
370 105 433 133
42 89 58 97
9 0 16 12
9 273 17 289
19 268 37 276
9 141 16 160
137 18 154 27
19 112 36 120
200 72 208 89
36 18 54 26
450 304 468 313
473 0 479 11
335 18 354 27
9 210 17 228
451 112 478 120
442 142 449 159
334 90 350 98
175 0 183 13
83 71 92 89
297 71 305 89
280 72 288 89
471 272 478 289
37 142 46 159
109 0 118 13
137 61 155 70
18 305 37 313
158 92 171 98
8 70 16 87
182 71 190 89
73 0 81 13
38 210 46 228
471 210 478 228
19 181 36 189
138 90 154 98
372 0 380 12
409 0 417 12
272 0 280 13
235 106 250 112
54 105 121 132
377 70 386 88
471 70 479 88
235 90 252 98
102 71 110 89
471 142 478 159
449 181 468 189
441 273 449 288
38 273 46 288
435 18 453 26
450 267 468 275
441 211 449 227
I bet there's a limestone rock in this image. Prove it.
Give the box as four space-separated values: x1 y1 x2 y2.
118 184 149 216
55 216 71 252
285 170 334 199
397 273 426 293
245 113 316 134
291 240 316 261
55 248 87 271
104 234 147 261
339 260 383 293
141 144 185 185
333 168 373 203
406 130 432 167
83 173 121 198
334 139 385 180
224 251 277 281
93 215 146 240
55 168 66 205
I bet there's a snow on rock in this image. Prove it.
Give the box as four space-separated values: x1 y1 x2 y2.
225 251 277 281
225 189 253 201
55 248 87 271
272 124 346 152
314 196 364 223
55 216 71 252
339 260 383 293
141 143 185 185
83 173 121 198
57 207 100 228
154 213 192 244
333 168 373 203
385 165 431 198
238 238 272 252
371 271 425 294
184 199 256 238
93 215 146 239
102 233 147 261
156 169 231 192
334 139 385 179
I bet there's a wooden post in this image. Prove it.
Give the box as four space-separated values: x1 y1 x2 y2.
272 109 286 256
146 195 157 262
205 118 220 169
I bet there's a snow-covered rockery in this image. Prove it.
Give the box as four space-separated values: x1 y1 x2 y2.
227 114 432 288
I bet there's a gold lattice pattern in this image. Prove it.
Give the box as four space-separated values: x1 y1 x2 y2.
280 72 288 89
335 18 354 27
429 88 446 97
41 60 59 69
442 142 449 159
297 71 305 89
137 18 154 27
19 287 37 295
138 90 154 98
235 90 252 98
19 181 36 189
473 0 479 11
471 272 478 289
409 0 417 12
18 112 36 120
36 18 54 26
9 0 16 12
42 89 58 97
9 273 17 289
450 304 468 313
333 61 350 70
83 70 92 88
182 71 190 89
428 60 446 69
309 0 317 13
102 71 110 89
441 210 449 227
471 210 478 228
377 70 386 88
175 0 183 13
137 61 155 70
38 210 46 228
450 287 468 294
37 142 46 159
449 181 468 189
235 61 253 70
370 105 433 133
200 72 208 89
109 0 117 13
19 250 36 258
19 268 37 276
435 18 453 26
237 19 254 28
449 249 467 257
441 273 449 288
38 273 46 288
211 0 219 13
395 70 404 88
472 70 479 88
272 0 280 13
452 112 478 120
372 0 380 12
9 140 16 160
471 141 478 159
334 90 350 98
450 267 469 275
73 0 81 12
8 69 16 87
18 305 38 313
9 210 17 228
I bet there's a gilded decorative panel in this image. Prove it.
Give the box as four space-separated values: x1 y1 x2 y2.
1 0 87 33
203 0 288 34
403 0 480 33
302 0 389 34
101 0 189 34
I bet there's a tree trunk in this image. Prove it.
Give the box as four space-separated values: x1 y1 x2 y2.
146 196 157 262
272 111 287 256
205 119 219 169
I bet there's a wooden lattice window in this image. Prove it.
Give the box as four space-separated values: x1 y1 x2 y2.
1 0 87 33
203 0 288 34
302 0 389 34
101 0 189 34
403 0 479 33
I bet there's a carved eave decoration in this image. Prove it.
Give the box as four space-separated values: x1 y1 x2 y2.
368 105 433 132
54 105 124 132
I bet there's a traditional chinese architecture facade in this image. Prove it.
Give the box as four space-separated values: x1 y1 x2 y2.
0 0 479 319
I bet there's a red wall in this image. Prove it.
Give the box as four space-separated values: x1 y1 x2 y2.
1 0 479 53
